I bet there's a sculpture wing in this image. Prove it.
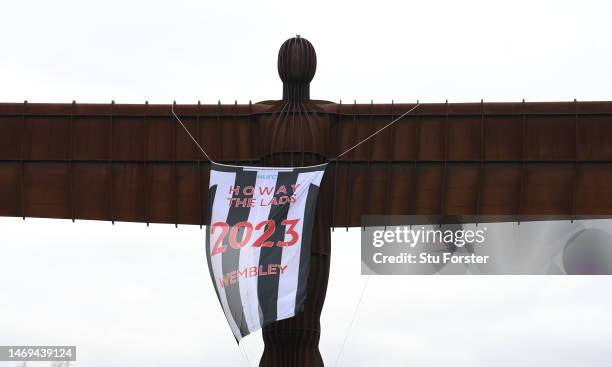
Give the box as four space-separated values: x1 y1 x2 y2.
327 101 612 227
0 102 260 226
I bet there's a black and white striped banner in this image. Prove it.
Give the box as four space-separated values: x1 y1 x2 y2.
206 162 327 341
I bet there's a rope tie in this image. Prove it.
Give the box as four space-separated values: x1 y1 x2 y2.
172 102 421 166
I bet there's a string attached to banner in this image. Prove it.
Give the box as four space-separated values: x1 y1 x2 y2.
171 104 215 163
171 102 421 166
328 102 420 161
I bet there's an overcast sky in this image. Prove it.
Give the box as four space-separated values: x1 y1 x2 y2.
1 0 612 366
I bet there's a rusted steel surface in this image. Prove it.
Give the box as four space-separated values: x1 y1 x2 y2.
1 100 612 227
328 100 612 226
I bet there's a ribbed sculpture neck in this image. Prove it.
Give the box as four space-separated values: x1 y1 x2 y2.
278 35 316 101
282 83 310 101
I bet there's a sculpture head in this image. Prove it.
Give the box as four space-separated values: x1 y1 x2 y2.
278 35 317 101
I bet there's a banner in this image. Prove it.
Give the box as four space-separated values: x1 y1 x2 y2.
206 162 327 341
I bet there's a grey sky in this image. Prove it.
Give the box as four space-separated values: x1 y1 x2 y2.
1 0 612 366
